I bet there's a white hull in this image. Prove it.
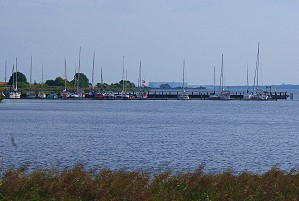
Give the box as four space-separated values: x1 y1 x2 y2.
178 92 190 100
9 91 21 99
135 91 148 99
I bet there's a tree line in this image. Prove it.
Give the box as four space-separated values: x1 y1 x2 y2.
6 71 142 92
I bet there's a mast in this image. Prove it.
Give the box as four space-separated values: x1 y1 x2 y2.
182 59 185 92
15 57 18 90
253 43 260 91
12 64 15 90
29 55 32 91
256 43 260 88
4 61 7 93
246 63 249 92
77 47 81 91
100 66 103 92
74 68 76 90
40 65 44 91
64 57 67 90
219 54 224 91
213 66 216 93
92 52 95 91
138 62 142 89
122 56 125 92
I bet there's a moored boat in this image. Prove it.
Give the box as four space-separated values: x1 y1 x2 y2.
177 59 190 100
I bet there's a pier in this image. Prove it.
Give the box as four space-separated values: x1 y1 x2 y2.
146 91 289 100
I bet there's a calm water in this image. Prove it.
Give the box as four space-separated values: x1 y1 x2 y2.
1 97 299 173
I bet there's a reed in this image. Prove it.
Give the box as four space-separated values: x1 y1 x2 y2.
1 165 299 200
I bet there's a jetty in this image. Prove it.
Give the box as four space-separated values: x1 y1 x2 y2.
145 91 289 100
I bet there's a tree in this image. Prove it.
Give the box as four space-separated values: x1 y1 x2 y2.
45 79 56 86
54 77 65 86
71 73 89 88
159 83 172 89
119 80 136 89
8 72 27 85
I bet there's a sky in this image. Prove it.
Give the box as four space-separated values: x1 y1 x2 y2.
0 0 299 86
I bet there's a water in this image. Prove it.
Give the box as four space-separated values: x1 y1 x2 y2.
1 98 299 173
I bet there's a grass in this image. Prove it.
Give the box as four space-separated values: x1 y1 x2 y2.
1 164 299 200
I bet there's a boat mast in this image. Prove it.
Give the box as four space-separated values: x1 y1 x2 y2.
182 59 185 92
100 66 103 92
256 43 260 88
122 56 125 92
64 57 67 90
219 54 224 91
29 55 32 91
15 57 18 90
246 63 249 92
77 47 81 91
139 61 142 89
213 66 216 93
12 64 15 90
41 65 44 91
4 61 7 93
92 52 95 91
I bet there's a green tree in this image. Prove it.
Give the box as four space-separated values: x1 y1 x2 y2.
54 77 65 86
71 73 89 88
45 79 56 86
119 80 136 89
8 72 27 85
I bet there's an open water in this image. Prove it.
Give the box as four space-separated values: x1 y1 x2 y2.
1 96 299 173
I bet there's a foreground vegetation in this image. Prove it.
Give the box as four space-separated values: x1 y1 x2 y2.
1 165 299 200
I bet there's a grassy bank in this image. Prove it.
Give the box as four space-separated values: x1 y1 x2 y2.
1 165 298 200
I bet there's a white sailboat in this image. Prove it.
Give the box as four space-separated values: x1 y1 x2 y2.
116 56 130 99
209 66 220 100
61 58 71 99
178 59 190 100
218 54 231 100
37 65 46 99
93 53 106 99
209 55 230 100
251 43 271 100
135 61 147 99
9 58 21 99
26 56 36 99
72 47 85 99
243 64 253 100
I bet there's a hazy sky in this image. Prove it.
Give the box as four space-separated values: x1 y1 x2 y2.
1 0 299 85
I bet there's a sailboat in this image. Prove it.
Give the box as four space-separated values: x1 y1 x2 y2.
251 43 271 100
37 65 46 99
218 54 231 100
243 64 253 100
116 56 130 99
178 59 190 100
92 52 106 99
135 62 147 99
26 56 36 99
9 58 21 99
72 47 85 99
209 66 220 100
61 58 71 99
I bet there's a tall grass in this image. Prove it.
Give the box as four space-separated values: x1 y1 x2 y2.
1 165 299 200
